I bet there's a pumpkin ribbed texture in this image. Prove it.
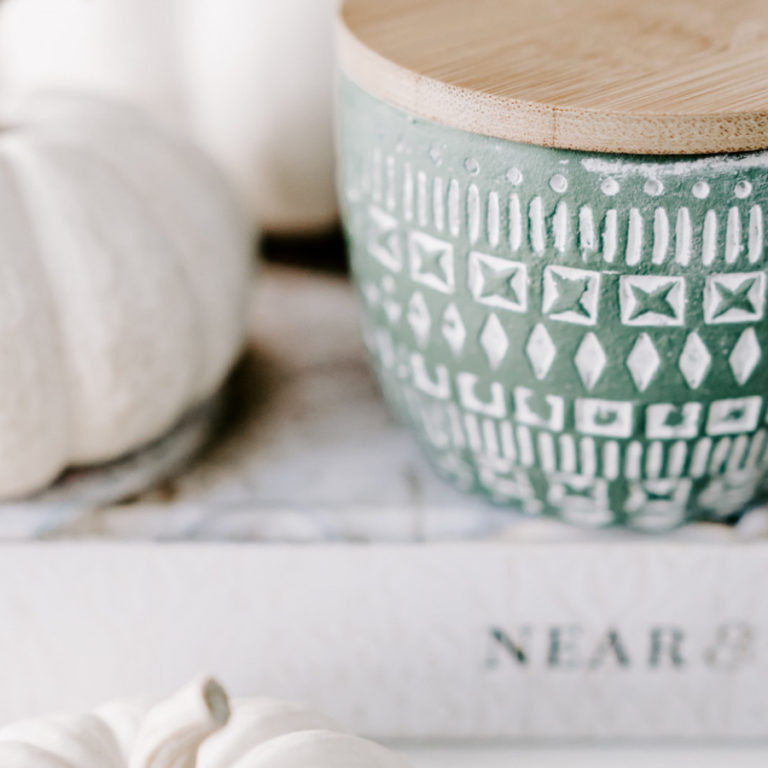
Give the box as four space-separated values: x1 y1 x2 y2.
0 95 251 497
0 679 412 768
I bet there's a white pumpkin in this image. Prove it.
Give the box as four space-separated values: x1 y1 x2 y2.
0 678 412 768
0 93 251 499
0 0 339 233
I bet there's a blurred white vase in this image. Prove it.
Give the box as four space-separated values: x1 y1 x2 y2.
0 0 339 234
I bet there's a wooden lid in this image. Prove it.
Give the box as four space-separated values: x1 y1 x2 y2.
338 0 768 155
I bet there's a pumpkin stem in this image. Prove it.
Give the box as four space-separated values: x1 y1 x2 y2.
129 677 230 768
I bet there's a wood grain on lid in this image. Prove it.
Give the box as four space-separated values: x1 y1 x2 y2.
338 0 768 155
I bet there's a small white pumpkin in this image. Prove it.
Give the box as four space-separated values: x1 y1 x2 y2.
0 93 251 498
0 678 412 768
0 0 339 233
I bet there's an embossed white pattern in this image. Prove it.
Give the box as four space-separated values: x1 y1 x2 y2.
410 353 451 400
373 328 395 369
467 183 480 243
538 431 557 472
726 206 742 263
513 387 565 431
547 474 612 527
479 313 509 370
580 437 597 476
559 434 577 473
728 434 750 473
372 149 767 268
468 252 528 312
668 441 688 476
457 373 506 418
448 178 460 236
371 147 383 202
508 193 522 251
690 437 713 477
542 265 601 326
702 209 717 265
408 230 455 293
699 471 761 515
367 205 403 272
406 291 431 347
483 417 500 456
417 170 429 227
575 399 634 438
646 441 663 478
652 208 669 264
385 154 396 211
487 191 500 247
441 303 466 355
419 399 451 449
646 403 702 439
706 396 763 436
675 207 692 265
625 440 643 479
748 205 763 263
626 333 661 392
553 201 568 253
625 479 692 530
432 176 444 231
601 177 619 196
464 157 480 175
692 181 710 199
579 205 595 255
516 425 535 466
574 332 606 390
362 282 380 307
748 429 768 468
525 323 556 379
529 196 545 254
710 437 732 473
619 275 685 326
625 208 643 265
446 403 466 449
403 162 414 221
381 294 402 324
602 441 620 480
457 417 485 453
644 179 664 197
550 174 568 194
477 464 538 507
703 271 765 324
499 420 516 461
729 327 761 385
601 209 617 262
678 332 712 389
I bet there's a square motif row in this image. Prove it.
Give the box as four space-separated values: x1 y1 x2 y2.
367 212 767 326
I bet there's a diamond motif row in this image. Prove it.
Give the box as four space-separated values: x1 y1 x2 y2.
364 286 762 392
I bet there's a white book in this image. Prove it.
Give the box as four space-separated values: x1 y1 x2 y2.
1 268 765 740
1 535 767 739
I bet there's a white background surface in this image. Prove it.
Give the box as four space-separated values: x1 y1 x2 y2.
400 744 768 766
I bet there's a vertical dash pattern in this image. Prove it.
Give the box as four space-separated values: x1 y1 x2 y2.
487 190 500 247
675 207 691 265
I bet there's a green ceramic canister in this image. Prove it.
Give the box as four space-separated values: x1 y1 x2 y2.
337 0 768 529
